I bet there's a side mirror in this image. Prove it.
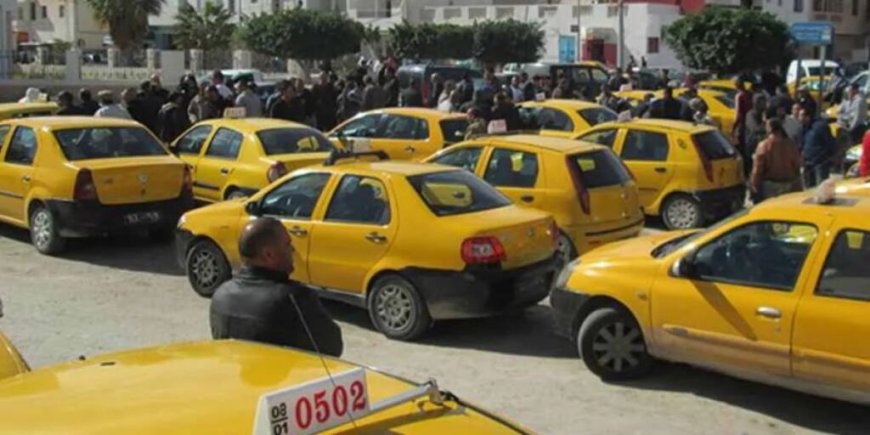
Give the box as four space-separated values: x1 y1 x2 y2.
671 252 697 279
244 200 261 216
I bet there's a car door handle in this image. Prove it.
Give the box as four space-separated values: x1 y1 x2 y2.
756 306 782 319
654 167 667 173
520 195 534 203
220 168 230 175
365 232 387 244
21 175 31 183
287 226 307 237
404 145 416 153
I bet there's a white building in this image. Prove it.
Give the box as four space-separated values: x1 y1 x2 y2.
1 0 15 51
12 0 105 49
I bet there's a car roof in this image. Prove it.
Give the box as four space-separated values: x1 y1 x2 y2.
197 117 311 133
316 160 459 177
489 134 604 153
523 99 607 111
370 107 466 121
598 118 716 133
755 191 870 222
0 102 59 114
1 115 142 129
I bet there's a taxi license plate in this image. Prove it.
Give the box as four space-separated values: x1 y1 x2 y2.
124 211 160 225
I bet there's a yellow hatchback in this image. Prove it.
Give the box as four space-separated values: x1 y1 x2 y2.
551 190 870 405
426 134 643 261
0 116 193 254
517 99 618 138
576 119 745 229
171 118 336 203
176 151 559 340
614 89 736 137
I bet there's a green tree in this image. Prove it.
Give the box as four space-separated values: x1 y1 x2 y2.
664 7 790 75
388 21 473 61
85 0 164 60
174 1 235 51
472 20 543 66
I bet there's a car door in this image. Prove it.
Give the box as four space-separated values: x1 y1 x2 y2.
375 114 432 161
195 127 244 202
537 108 575 138
651 217 826 378
172 124 214 169
616 128 674 209
577 127 621 150
482 147 543 208
428 144 487 174
257 172 334 283
330 113 382 153
792 227 870 395
306 174 398 294
0 126 38 224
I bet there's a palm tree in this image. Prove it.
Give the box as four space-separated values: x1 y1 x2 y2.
175 1 235 51
86 0 164 63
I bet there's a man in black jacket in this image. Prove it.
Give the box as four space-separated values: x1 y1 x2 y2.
210 218 344 357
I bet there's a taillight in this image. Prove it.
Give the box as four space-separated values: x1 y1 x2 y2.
691 138 714 182
565 156 591 215
461 236 506 265
266 162 288 183
549 220 559 248
73 169 97 201
182 165 193 193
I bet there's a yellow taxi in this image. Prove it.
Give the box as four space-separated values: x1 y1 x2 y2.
328 108 468 161
550 188 870 405
0 116 194 254
697 79 738 98
836 175 869 194
517 99 617 138
614 89 736 137
0 102 59 121
171 118 336 203
176 151 559 340
0 339 531 433
843 144 863 176
426 135 643 262
576 119 745 230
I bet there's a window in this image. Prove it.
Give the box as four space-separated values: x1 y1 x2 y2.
520 107 573 132
578 129 618 148
408 170 511 217
692 130 737 160
227 0 235 14
53 127 168 161
539 6 557 18
692 221 818 291
590 68 608 83
41 5 47 18
812 0 822 11
439 119 469 144
432 146 482 172
334 114 380 138
260 173 331 219
0 126 10 145
816 230 870 301
380 115 429 140
468 7 486 19
647 37 660 54
852 0 858 15
205 128 243 159
257 128 335 155
569 150 632 189
175 126 212 155
325 175 391 225
30 2 36 20
5 127 37 165
621 130 669 161
578 107 617 127
59 5 64 18
484 148 538 188
795 0 804 12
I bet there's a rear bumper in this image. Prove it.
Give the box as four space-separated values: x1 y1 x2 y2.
46 192 194 238
401 256 560 320
563 216 644 255
691 185 745 219
550 287 592 340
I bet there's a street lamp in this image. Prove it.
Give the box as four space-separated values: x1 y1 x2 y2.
617 0 624 69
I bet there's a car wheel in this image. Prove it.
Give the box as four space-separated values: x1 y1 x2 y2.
368 275 431 341
556 233 578 264
578 307 653 381
662 194 703 230
186 239 231 298
226 189 249 200
29 205 66 255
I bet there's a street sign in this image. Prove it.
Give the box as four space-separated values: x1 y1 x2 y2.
558 35 576 64
790 22 833 45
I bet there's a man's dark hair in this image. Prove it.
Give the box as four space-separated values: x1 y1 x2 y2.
140 81 152 92
849 83 860 91
764 106 779 121
212 69 224 80
239 217 285 260
79 88 92 101
168 91 184 104
57 91 74 105
663 86 673 98
767 118 785 136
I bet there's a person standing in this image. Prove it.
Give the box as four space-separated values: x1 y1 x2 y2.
188 83 220 123
457 72 475 106
861 130 870 177
732 79 753 149
838 83 867 145
509 76 524 103
210 70 234 102
158 92 191 143
690 98 716 127
464 108 488 140
399 78 424 108
750 118 802 202
607 68 626 92
56 91 85 116
743 94 769 176
312 73 339 131
428 73 444 108
94 90 132 119
800 107 836 188
210 218 343 357
337 80 362 122
79 89 100 115
437 80 457 112
382 68 400 108
768 85 794 115
491 92 522 131
647 86 683 120
361 76 386 111
234 80 263 118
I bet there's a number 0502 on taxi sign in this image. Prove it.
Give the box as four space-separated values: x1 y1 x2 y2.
253 368 369 435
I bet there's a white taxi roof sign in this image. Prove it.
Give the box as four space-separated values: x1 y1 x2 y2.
224 107 247 119
37 93 49 102
487 119 507 134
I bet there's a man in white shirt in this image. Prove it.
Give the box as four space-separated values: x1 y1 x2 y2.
838 83 867 144
94 90 132 119
211 70 235 101
234 80 263 118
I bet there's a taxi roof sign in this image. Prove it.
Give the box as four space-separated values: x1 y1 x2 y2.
224 107 247 119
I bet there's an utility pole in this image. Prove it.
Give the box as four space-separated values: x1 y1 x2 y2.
617 0 625 68
576 0 582 61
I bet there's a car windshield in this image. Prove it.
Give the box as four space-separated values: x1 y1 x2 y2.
257 128 335 155
53 127 168 161
652 209 749 258
407 170 511 216
693 130 737 160
578 107 617 126
439 119 469 144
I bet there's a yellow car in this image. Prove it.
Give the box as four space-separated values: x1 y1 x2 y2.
843 143 863 176
426 135 643 262
176 151 559 340
0 102 59 121
697 79 738 99
0 116 194 254
171 118 336 203
328 108 468 161
576 119 745 230
614 89 736 137
517 100 617 138
550 190 870 405
0 339 530 433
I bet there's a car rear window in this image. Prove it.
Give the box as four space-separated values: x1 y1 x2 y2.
692 130 737 160
407 170 511 216
53 127 168 161
439 119 469 144
570 150 632 188
257 128 335 155
577 107 617 126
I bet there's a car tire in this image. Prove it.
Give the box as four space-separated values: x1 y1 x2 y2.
556 232 578 264
185 239 232 298
367 275 431 341
578 307 654 381
29 204 67 255
662 194 704 230
225 189 249 200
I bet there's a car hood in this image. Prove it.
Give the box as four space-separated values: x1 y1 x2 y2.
581 230 696 263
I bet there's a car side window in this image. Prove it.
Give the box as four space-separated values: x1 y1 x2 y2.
325 175 391 225
260 173 331 219
692 221 818 291
578 129 617 148
538 108 574 132
175 125 212 155
335 114 380 138
484 148 538 188
816 230 870 302
205 128 243 159
621 130 669 162
5 127 38 165
0 126 10 148
432 147 483 172
379 115 429 140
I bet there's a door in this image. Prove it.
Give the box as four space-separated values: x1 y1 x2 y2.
0 126 37 224
307 174 398 294
428 144 487 173
616 128 674 209
374 114 433 160
258 172 334 283
792 228 870 394
330 113 382 154
521 107 574 138
196 127 244 201
651 219 824 377
482 147 542 208
577 127 620 149
173 124 214 169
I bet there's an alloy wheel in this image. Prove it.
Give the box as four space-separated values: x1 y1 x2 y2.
666 198 699 229
190 249 220 289
590 321 647 373
374 284 415 332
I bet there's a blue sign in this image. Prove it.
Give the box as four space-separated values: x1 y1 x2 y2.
559 35 576 64
790 22 833 45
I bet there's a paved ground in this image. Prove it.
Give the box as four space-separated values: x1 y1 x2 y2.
0 224 868 434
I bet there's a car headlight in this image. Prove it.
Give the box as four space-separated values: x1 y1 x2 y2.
554 258 580 289
176 214 187 228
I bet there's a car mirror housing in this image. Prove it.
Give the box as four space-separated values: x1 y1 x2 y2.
244 200 262 216
671 252 697 278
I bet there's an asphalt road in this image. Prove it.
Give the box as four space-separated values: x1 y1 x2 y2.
0 223 868 434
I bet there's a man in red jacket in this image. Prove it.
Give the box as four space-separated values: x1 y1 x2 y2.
861 130 870 177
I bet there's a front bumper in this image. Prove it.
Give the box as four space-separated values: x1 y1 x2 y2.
692 185 746 220
46 192 195 238
402 256 560 320
549 287 591 340
175 228 196 268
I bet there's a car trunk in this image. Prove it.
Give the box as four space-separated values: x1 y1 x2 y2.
268 152 331 173
692 130 745 189
570 149 640 225
450 207 555 270
74 156 185 205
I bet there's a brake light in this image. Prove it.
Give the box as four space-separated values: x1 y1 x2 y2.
691 138 714 182
565 156 591 215
549 220 559 248
266 162 288 183
182 165 193 193
461 237 506 264
73 169 97 201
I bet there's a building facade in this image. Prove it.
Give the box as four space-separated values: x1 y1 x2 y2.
12 0 104 49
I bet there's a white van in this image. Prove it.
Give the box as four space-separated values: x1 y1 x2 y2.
787 59 840 84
